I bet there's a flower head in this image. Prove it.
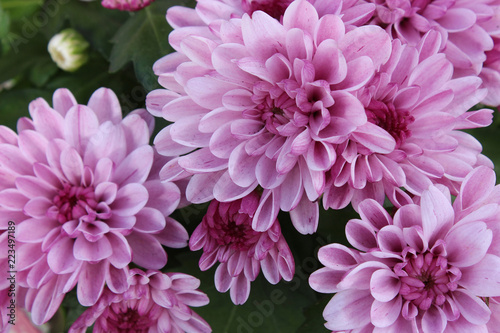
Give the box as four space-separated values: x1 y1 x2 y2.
310 166 500 332
101 0 155 11
365 0 499 77
323 30 493 210
189 191 294 304
69 269 211 333
1 88 189 324
48 29 89 72
147 0 393 234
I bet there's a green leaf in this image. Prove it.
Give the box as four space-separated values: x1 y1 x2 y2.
109 0 176 91
172 250 318 333
299 296 331 333
0 6 10 54
0 0 42 19
29 56 58 87
0 35 46 83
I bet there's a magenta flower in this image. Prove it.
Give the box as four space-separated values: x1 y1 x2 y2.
69 269 211 333
189 192 294 304
365 0 499 78
147 0 393 234
323 30 493 210
101 0 154 11
0 88 188 324
310 166 500 332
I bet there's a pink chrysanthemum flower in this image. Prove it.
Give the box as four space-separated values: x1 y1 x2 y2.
101 0 154 11
189 191 294 304
323 30 493 210
69 269 211 333
147 0 393 234
0 88 189 324
365 0 500 78
480 37 500 106
310 166 500 332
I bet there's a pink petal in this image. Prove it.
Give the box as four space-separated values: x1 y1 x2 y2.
420 185 454 243
323 289 373 331
289 194 318 234
47 237 79 274
371 296 402 328
52 88 77 115
370 269 401 302
283 0 318 35
337 261 389 290
453 289 491 325
445 221 492 267
18 129 49 163
127 232 167 269
74 236 112 262
64 105 99 155
112 183 148 216
155 217 189 248
459 254 500 297
358 198 392 230
29 98 64 140
107 232 132 269
339 25 391 68
309 267 345 293
346 219 377 251
77 261 106 306
421 305 447 333
317 243 359 269
455 166 496 211
230 273 250 305
87 88 122 124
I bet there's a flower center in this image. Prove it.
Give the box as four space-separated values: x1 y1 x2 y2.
210 219 260 251
205 203 262 251
398 252 461 311
104 305 155 332
366 99 414 149
242 0 293 19
51 183 98 224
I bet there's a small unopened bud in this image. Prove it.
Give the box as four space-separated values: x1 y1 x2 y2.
48 29 89 72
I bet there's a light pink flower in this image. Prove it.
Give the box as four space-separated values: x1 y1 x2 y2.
189 191 294 304
480 37 500 106
310 166 500 332
69 269 211 333
323 30 493 210
0 88 188 324
365 0 500 78
101 0 154 11
147 0 393 234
